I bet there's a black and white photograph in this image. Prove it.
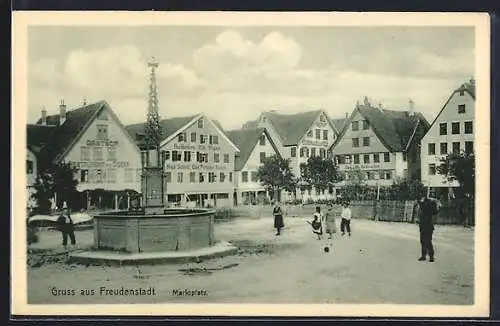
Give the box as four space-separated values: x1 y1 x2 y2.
11 12 490 317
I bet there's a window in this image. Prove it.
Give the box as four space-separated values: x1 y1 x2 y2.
363 154 370 164
315 129 321 139
381 152 389 162
452 122 460 134
323 130 328 140
198 118 204 128
190 172 196 183
200 135 207 144
439 123 447 135
162 151 170 162
345 155 351 164
465 141 474 154
440 142 448 155
220 172 226 182
81 146 90 161
229 172 233 182
107 147 116 161
259 134 266 145
465 121 473 134
95 169 104 183
384 171 392 180
307 130 313 137
459 90 465 96
208 173 216 183
209 135 219 145
352 138 359 147
320 148 326 158
320 115 326 122
260 152 266 163
166 172 172 183
224 153 230 163
196 152 208 163
190 132 197 142
458 104 466 114
80 169 88 182
373 153 380 163
310 148 316 157
97 124 108 140
353 154 360 164
251 171 258 182
177 132 186 142
362 120 369 130
184 151 191 162
172 150 182 162
93 148 103 161
428 164 436 175
452 142 460 154
199 173 205 183
363 137 370 147
177 172 184 183
125 168 134 183
214 153 220 163
107 169 117 183
242 171 248 182
352 121 359 131
428 143 436 155
291 147 297 157
403 153 407 162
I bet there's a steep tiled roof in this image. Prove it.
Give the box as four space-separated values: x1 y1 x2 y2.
125 115 198 149
333 104 430 152
226 128 267 171
29 101 106 165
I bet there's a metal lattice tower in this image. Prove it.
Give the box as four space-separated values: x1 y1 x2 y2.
145 56 163 150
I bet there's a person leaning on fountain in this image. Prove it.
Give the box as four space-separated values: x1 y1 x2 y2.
56 202 77 251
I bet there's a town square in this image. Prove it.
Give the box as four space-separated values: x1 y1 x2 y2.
16 15 487 312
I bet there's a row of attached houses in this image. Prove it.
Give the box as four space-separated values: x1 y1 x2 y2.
26 79 475 209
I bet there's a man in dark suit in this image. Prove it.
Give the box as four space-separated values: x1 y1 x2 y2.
57 204 76 251
418 196 438 262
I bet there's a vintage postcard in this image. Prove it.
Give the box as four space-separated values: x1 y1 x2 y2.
11 11 490 317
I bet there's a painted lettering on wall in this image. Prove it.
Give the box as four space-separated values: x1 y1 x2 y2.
72 161 130 168
172 143 221 151
86 139 119 147
165 163 228 171
344 164 381 170
301 139 329 147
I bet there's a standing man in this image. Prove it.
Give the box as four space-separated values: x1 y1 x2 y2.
418 196 438 262
340 201 352 236
56 203 77 251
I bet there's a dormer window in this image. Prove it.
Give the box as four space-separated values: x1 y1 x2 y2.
198 118 204 129
459 91 465 96
319 115 326 123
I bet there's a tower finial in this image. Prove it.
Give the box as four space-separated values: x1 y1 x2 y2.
145 56 162 150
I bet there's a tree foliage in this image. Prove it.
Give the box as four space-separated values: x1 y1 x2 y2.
299 156 342 193
256 155 296 199
32 162 79 213
437 152 475 198
389 179 426 200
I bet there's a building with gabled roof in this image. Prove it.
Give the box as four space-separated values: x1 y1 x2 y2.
420 78 475 200
27 100 143 211
242 109 340 201
126 114 239 208
330 97 430 189
226 127 282 205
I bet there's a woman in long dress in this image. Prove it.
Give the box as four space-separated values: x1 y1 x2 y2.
324 203 337 240
273 201 284 236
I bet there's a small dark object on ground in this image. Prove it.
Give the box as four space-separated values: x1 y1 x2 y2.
324 246 330 253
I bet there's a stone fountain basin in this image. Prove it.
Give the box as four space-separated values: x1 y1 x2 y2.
93 208 216 253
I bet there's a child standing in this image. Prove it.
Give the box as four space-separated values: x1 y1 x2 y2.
309 206 323 240
324 203 337 239
340 201 352 236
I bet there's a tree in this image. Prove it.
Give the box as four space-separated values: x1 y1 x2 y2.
437 152 475 199
257 155 296 201
32 162 79 213
389 179 426 200
299 156 342 194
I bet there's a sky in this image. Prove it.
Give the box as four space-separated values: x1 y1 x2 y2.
27 26 474 130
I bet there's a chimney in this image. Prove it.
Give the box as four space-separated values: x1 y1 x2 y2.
408 99 415 116
345 112 348 119
82 98 87 106
363 96 370 107
59 99 67 125
40 106 47 126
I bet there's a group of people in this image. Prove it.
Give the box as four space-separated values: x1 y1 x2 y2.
271 195 439 262
272 200 353 240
